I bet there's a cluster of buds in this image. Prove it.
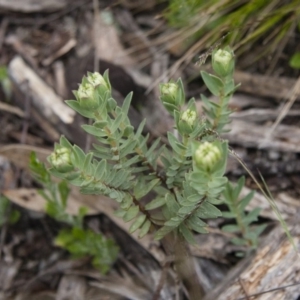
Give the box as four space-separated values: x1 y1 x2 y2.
76 72 110 110
212 47 234 78
193 142 221 172
48 147 74 173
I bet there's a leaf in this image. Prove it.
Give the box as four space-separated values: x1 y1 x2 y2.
200 71 224 96
195 202 222 219
145 138 161 158
289 52 300 69
119 139 137 157
94 160 107 180
222 224 240 233
145 197 166 210
111 112 125 133
65 100 94 118
60 136 73 149
179 224 195 244
139 220 151 238
186 215 208 234
222 211 235 218
82 124 107 137
243 207 261 226
73 146 86 169
233 176 245 200
164 216 184 227
121 92 133 115
83 153 94 174
167 132 186 155
165 193 180 215
134 178 160 199
239 190 255 211
129 214 146 233
135 119 146 138
58 180 70 208
178 205 195 215
231 237 248 246
123 206 139 222
154 225 174 240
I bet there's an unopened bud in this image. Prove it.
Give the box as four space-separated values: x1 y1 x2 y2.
78 82 94 99
160 82 179 106
194 142 221 171
77 82 99 110
178 109 197 134
212 48 234 78
49 147 74 173
87 72 109 89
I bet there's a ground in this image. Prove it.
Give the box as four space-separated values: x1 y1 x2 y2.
0 1 300 299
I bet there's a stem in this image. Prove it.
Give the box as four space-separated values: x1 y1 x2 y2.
162 233 205 300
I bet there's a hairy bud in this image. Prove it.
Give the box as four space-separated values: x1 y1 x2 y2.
194 142 221 171
49 147 74 173
212 48 234 78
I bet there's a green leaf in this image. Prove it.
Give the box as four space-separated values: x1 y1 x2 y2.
195 202 222 219
222 211 235 218
139 220 151 238
154 225 174 240
145 138 161 158
94 160 107 180
83 153 94 174
73 146 86 169
134 178 160 199
65 100 94 118
231 237 248 246
179 224 195 244
60 136 73 149
289 52 300 69
58 180 70 207
200 71 224 96
167 132 186 155
252 224 267 236
222 224 240 233
178 205 195 215
165 193 180 215
82 124 107 137
186 215 208 233
243 207 261 226
123 206 139 222
233 176 245 200
129 214 146 233
121 92 133 115
239 191 255 211
145 197 166 210
164 216 184 227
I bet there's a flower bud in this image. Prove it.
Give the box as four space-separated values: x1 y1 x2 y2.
87 72 108 88
212 48 234 78
77 82 98 110
49 147 74 173
177 109 197 135
78 82 94 99
194 142 221 171
160 82 179 106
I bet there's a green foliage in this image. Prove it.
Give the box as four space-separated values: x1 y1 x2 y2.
164 0 300 62
29 152 118 274
0 65 12 100
0 195 20 227
55 227 118 274
289 52 300 69
222 177 267 251
44 47 264 254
